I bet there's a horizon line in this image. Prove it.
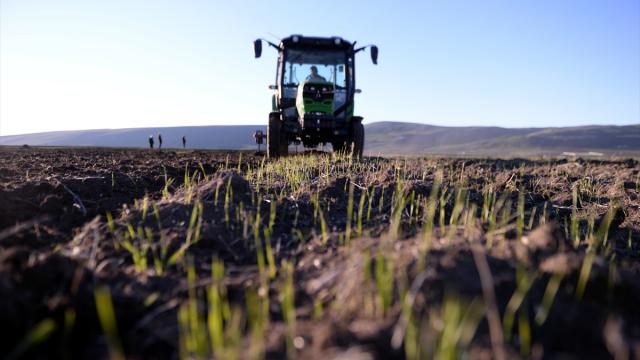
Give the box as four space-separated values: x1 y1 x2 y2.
1 121 638 137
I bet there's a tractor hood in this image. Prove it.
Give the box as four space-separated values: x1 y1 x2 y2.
296 81 334 118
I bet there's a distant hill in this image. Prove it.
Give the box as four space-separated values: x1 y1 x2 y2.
1 122 639 157
365 122 640 156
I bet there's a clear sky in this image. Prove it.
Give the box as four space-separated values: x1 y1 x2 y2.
1 0 638 135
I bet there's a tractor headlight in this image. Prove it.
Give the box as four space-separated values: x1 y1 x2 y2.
333 37 342 45
292 36 299 42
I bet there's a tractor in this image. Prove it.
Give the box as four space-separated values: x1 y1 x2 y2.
253 35 378 158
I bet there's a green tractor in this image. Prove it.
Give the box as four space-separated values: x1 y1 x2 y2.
253 35 378 158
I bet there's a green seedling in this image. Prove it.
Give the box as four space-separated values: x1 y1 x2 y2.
177 262 207 358
178 258 243 359
141 195 149 220
463 203 478 239
345 180 355 244
264 210 277 280
593 206 617 252
407 190 416 225
356 188 367 237
516 189 525 241
433 294 484 360
224 176 233 227
246 287 269 360
318 209 329 245
7 318 57 360
421 173 442 254
535 273 563 325
362 249 375 317
571 185 580 247
378 185 386 215
280 260 296 359
105 211 119 250
95 286 125 360
445 188 466 241
575 251 595 300
252 207 268 281
208 258 231 355
120 224 148 272
375 251 394 318
185 200 203 245
166 202 203 268
162 167 174 200
518 300 531 356
541 202 548 225
366 187 375 222
482 185 494 222
390 181 407 240
503 266 536 343
439 187 450 231
62 308 76 359
527 206 537 230
198 162 209 182
313 299 323 320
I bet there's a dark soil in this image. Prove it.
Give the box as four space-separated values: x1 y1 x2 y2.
1 147 639 359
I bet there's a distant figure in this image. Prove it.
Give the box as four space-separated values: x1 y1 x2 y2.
148 135 154 149
253 130 264 152
182 136 186 149
306 65 327 82
158 134 163 149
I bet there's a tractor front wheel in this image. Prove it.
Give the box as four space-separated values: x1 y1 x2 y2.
268 113 281 159
279 135 289 157
350 120 364 159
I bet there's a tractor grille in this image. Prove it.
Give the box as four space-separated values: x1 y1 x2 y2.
303 84 334 101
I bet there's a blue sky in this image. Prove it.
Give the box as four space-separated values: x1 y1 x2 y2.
1 0 638 135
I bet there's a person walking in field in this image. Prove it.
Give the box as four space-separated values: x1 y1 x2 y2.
158 134 163 149
182 136 186 149
148 135 154 149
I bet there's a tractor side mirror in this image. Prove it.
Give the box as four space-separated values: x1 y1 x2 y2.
355 89 362 94
370 46 378 65
253 39 262 58
268 85 277 90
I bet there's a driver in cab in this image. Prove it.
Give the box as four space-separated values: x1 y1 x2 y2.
306 66 327 82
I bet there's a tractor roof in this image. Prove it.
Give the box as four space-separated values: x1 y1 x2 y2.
279 35 353 51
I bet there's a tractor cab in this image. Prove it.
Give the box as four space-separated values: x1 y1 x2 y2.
254 35 378 158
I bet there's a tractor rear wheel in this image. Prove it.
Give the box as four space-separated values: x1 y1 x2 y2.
268 113 281 159
350 120 364 159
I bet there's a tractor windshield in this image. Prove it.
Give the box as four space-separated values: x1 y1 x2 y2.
283 49 347 89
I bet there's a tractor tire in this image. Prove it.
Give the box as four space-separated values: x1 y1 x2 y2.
332 141 346 154
279 136 289 157
350 120 364 159
268 113 281 159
